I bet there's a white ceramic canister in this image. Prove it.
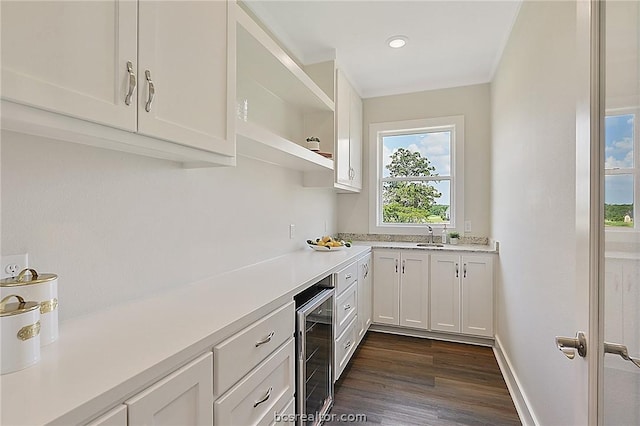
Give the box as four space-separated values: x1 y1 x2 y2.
0 269 58 345
0 294 41 374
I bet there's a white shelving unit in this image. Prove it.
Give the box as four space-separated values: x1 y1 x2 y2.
235 5 335 175
236 120 333 172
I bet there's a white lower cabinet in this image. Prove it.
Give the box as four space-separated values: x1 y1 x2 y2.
372 250 429 329
430 254 494 337
86 405 127 426
335 317 358 381
214 339 295 426
125 352 213 426
357 253 372 342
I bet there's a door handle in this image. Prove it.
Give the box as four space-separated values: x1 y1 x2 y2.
555 331 587 359
145 70 155 112
402 259 405 274
395 259 398 273
455 263 459 278
604 342 640 369
124 61 136 106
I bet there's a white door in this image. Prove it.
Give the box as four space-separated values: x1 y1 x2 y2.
0 0 137 131
430 254 460 333
399 252 429 330
126 352 213 425
349 86 363 190
137 0 234 156
335 69 352 187
461 255 493 337
372 250 399 325
599 1 640 423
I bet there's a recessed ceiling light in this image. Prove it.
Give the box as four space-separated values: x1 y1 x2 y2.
387 36 408 49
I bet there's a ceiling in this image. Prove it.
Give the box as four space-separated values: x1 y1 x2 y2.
244 1 522 99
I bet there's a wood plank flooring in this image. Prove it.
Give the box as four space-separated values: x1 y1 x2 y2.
327 332 521 426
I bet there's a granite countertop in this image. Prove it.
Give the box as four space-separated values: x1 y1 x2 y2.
0 246 371 426
353 240 499 254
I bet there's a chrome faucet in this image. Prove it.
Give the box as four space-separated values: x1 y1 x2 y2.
427 225 433 243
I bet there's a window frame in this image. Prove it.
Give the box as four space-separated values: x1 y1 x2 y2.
368 116 465 235
604 107 638 233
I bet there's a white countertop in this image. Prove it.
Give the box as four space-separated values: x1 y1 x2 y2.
0 245 370 426
355 240 498 254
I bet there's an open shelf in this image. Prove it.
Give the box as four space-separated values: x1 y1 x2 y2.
236 6 334 113
236 119 333 172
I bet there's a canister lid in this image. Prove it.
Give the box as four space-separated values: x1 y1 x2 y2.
0 295 39 317
0 268 57 287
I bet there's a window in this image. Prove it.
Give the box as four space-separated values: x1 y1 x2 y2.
605 111 637 229
369 116 464 235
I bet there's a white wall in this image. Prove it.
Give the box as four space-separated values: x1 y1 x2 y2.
491 1 582 424
337 83 491 238
1 131 337 320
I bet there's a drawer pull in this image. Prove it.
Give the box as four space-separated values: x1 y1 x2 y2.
253 387 273 408
344 304 351 310
344 341 352 350
345 273 352 280
255 331 275 347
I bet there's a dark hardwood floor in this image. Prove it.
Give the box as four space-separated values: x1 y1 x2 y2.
327 332 521 426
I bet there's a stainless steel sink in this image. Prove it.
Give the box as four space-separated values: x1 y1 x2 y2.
416 243 444 248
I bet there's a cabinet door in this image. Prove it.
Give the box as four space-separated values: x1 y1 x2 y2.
605 258 625 344
399 252 429 330
357 253 372 339
348 86 363 190
622 259 640 357
126 352 213 426
335 69 351 186
461 255 494 337
137 0 234 156
85 406 127 426
1 0 137 131
372 250 400 325
430 254 461 333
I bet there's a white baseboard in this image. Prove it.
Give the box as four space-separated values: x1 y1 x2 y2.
369 323 494 347
493 334 539 426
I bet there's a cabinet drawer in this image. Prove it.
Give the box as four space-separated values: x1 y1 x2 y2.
215 339 295 426
214 302 294 395
271 398 294 426
335 262 357 296
335 282 357 337
334 317 357 381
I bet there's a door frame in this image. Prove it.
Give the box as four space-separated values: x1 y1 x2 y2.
576 0 604 424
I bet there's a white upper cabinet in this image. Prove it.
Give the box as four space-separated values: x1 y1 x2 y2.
334 69 363 192
1 0 138 131
137 0 234 155
1 0 235 165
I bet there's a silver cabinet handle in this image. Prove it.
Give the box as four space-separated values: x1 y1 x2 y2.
555 332 587 359
344 340 352 350
604 342 640 369
253 387 272 407
345 273 352 280
395 259 398 273
255 331 274 347
145 70 155 112
124 61 136 106
455 263 459 278
402 259 405 274
463 263 467 278
344 304 351 310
